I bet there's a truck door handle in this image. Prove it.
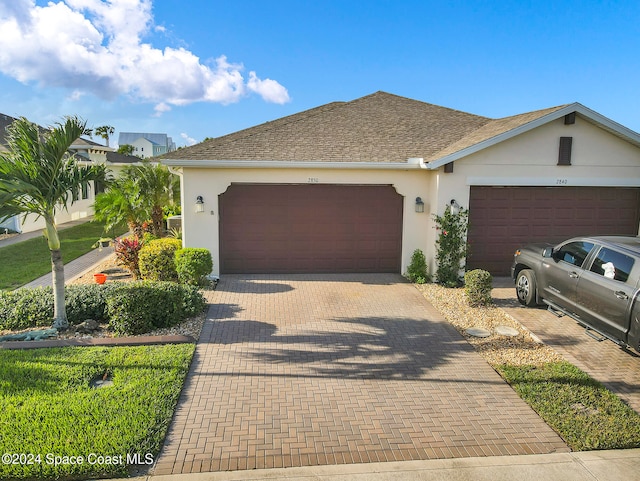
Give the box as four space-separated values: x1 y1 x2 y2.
568 271 579 278
615 291 629 300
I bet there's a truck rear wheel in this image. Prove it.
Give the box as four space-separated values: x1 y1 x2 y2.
516 269 538 306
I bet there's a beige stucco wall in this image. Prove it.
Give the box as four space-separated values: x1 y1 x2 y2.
430 115 640 272
179 167 434 276
176 115 640 277
435 116 640 212
424 115 640 274
16 186 96 234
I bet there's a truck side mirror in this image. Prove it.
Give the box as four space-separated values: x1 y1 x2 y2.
542 247 554 258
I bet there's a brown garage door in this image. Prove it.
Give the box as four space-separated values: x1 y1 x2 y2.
219 184 403 274
468 186 640 276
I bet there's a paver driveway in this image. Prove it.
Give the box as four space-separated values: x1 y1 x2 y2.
154 274 568 475
492 279 640 414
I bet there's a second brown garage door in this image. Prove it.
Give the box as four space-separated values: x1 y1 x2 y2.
467 186 640 276
219 184 403 274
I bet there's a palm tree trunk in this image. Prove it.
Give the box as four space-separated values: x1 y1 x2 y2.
44 219 68 330
151 205 164 237
50 248 68 330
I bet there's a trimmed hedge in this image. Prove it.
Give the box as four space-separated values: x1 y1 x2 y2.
0 287 54 330
464 269 493 307
175 248 213 286
0 282 206 335
106 282 202 335
139 238 182 281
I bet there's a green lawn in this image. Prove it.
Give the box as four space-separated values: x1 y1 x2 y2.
0 344 195 480
497 361 640 450
0 221 124 290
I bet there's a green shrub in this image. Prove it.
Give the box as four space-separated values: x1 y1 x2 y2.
65 284 118 324
138 238 182 281
0 287 54 330
181 284 207 318
175 248 213 286
106 281 206 335
433 204 469 287
406 249 430 284
0 281 205 335
464 269 493 307
142 232 159 245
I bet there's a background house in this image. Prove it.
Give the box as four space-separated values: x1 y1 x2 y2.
161 91 639 276
0 114 132 233
118 132 176 159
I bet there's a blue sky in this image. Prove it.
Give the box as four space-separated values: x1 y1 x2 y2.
1 0 639 148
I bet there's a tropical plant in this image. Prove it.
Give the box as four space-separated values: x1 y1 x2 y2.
94 125 115 147
433 204 469 287
117 144 135 155
93 161 179 238
130 161 180 236
0 116 106 329
93 175 146 238
114 236 143 278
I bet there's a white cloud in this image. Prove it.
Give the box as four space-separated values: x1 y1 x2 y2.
247 71 291 104
180 132 197 146
0 0 290 111
153 102 171 116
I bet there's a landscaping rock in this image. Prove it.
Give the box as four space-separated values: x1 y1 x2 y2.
75 319 100 333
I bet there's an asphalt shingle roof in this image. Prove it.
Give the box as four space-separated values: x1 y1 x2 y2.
166 91 498 163
165 92 573 164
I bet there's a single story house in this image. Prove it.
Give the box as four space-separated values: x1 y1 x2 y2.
162 91 640 277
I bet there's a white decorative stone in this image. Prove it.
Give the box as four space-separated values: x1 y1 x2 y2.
466 327 491 338
495 325 519 337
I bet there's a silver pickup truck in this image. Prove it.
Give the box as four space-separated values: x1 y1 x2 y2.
511 236 640 353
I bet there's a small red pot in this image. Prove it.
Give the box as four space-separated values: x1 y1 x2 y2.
94 273 107 284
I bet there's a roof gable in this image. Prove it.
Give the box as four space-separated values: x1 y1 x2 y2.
426 103 640 169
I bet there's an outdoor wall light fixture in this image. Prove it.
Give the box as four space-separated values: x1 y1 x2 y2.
415 197 425 213
450 199 460 215
195 195 205 213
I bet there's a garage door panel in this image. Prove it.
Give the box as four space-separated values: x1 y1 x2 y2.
468 186 640 276
220 184 403 273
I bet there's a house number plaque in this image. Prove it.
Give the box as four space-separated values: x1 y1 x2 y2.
308 177 319 183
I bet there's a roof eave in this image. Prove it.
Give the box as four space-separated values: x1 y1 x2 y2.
426 103 640 170
161 158 427 170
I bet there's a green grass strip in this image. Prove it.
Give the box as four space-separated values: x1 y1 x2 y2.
496 361 640 450
0 221 123 290
0 344 195 479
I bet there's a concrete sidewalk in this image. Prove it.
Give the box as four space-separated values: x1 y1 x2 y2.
0 218 120 288
123 449 640 481
22 245 115 288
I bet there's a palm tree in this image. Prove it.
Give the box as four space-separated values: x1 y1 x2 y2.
117 144 135 155
93 174 147 238
0 116 106 329
131 161 180 236
94 125 115 147
93 161 179 238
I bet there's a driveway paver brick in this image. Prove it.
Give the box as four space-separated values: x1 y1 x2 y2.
154 274 568 475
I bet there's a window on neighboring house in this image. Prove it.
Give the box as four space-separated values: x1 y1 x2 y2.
81 181 89 200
